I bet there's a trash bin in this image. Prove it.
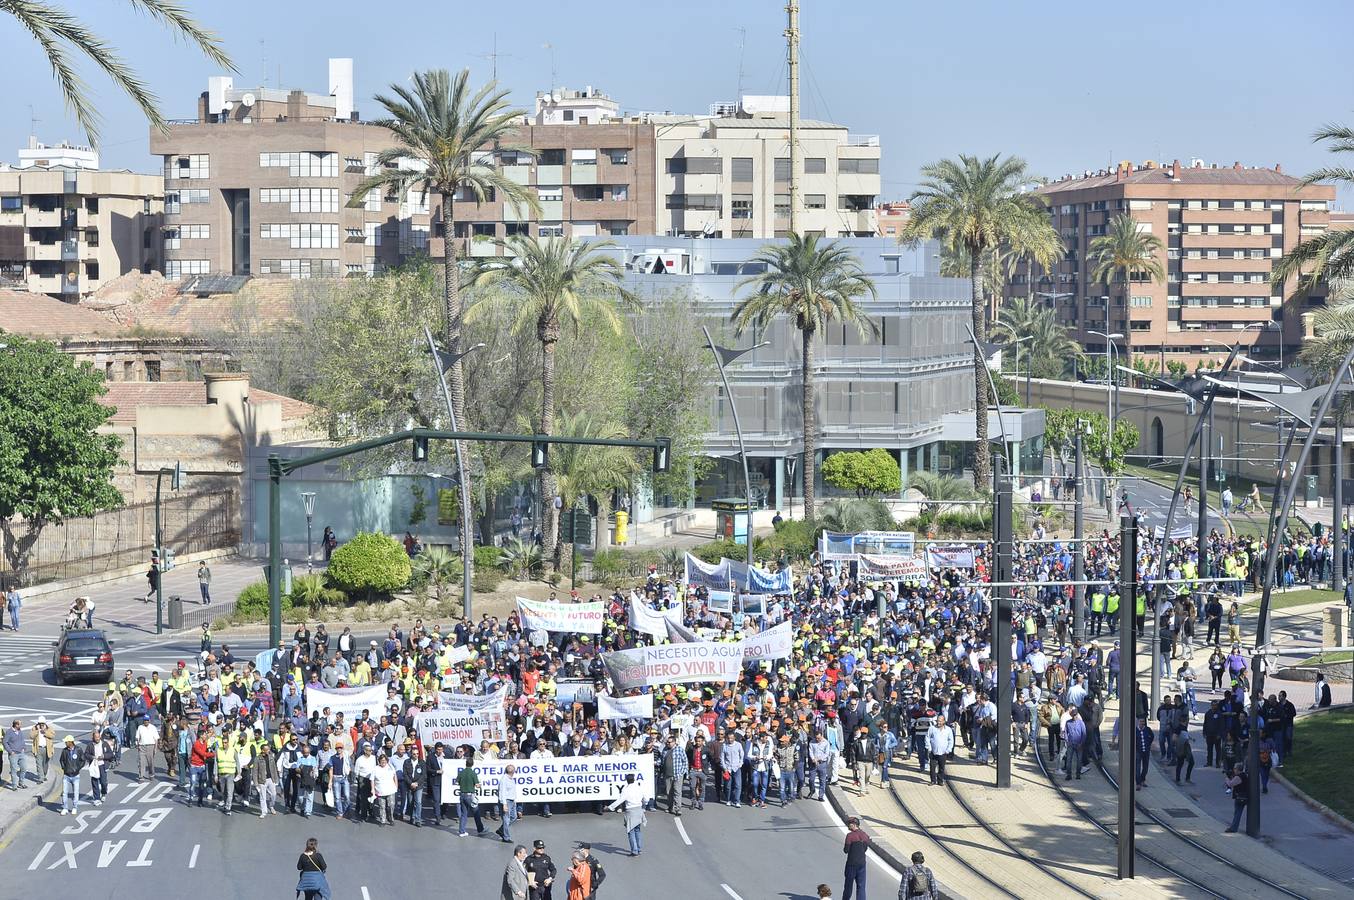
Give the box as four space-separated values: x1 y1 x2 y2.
167 595 184 630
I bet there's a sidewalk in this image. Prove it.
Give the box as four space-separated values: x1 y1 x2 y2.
0 762 59 851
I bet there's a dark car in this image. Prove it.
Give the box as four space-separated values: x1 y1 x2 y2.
52 629 114 685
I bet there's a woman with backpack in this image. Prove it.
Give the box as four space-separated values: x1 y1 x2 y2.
295 836 331 900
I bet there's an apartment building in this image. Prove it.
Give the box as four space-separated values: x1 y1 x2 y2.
150 59 433 280
0 139 161 299
1011 159 1335 366
876 201 910 239
653 97 881 239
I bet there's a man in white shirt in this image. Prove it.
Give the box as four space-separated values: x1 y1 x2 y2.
352 744 378 823
607 773 647 856
370 753 398 825
926 715 956 785
529 746 554 818
496 764 521 843
135 719 159 782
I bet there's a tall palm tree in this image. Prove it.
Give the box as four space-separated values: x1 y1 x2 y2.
1272 125 1354 295
471 237 638 562
1087 213 1164 365
352 69 539 429
994 296 1081 380
731 234 878 523
549 410 639 558
6 0 233 143
904 154 1062 489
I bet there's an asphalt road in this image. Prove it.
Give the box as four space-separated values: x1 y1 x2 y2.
1119 475 1227 537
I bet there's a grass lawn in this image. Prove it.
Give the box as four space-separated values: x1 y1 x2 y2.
1295 650 1354 667
1285 709 1354 822
1263 588 1344 611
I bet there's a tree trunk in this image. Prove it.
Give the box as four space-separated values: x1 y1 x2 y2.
441 188 474 586
595 494 612 551
539 313 561 567
971 252 991 490
802 323 817 523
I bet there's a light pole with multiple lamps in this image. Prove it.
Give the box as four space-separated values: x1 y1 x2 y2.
703 326 770 570
422 326 486 619
301 491 316 572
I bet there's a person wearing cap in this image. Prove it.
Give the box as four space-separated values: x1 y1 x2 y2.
29 716 56 784
55 734 83 815
525 839 557 900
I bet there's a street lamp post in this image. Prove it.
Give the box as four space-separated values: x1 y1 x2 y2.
423 327 486 620
703 326 770 571
301 492 316 573
1090 329 1124 509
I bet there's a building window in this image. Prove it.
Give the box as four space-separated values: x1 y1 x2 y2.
838 158 879 174
364 222 381 246
145 361 160 382
573 185 604 202
259 151 338 177
563 110 574 121
610 184 628 201
603 149 629 165
260 223 339 249
605 221 629 236
773 158 790 182
167 154 209 179
805 157 826 174
505 222 530 237
571 149 597 165
732 195 753 219
665 193 720 211
0 196 20 212
805 193 826 210
667 157 722 175
837 195 875 212
538 149 566 166
732 158 754 183
164 259 209 278
259 188 339 213
365 189 382 212
163 228 180 251
257 258 340 279
538 222 564 237
1130 295 1152 307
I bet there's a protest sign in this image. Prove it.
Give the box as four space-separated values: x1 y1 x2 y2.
516 597 605 634
741 620 793 661
926 545 976 570
597 693 654 721
706 589 734 613
441 754 654 804
430 687 507 741
857 554 927 581
414 708 501 746
669 713 694 733
602 642 743 690
684 553 731 591
554 678 597 706
628 597 684 638
304 684 389 723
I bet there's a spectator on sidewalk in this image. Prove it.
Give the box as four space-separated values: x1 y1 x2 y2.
30 717 56 784
841 816 870 900
5 584 21 631
5 720 32 789
198 561 212 605
901 851 941 900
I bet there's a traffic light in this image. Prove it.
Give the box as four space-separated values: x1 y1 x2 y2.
652 438 671 473
531 440 549 469
412 435 429 463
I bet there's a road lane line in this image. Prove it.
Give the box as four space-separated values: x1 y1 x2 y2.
674 817 692 846
189 843 199 868
720 886 743 900
362 888 372 900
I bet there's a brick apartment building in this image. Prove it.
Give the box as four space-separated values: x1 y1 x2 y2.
1009 158 1336 367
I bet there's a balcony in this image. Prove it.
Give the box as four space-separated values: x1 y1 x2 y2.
502 164 531 185
469 238 498 258
1179 256 1271 273
24 209 60 228
1179 207 1272 225
569 164 597 186
1178 281 1272 297
1178 231 1272 248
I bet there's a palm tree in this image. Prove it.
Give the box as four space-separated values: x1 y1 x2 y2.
939 244 1010 314
1272 125 1354 297
7 0 232 143
994 296 1082 380
904 154 1062 489
470 237 638 562
817 498 897 534
907 471 981 515
731 235 878 524
1298 282 1354 377
352 69 539 429
1087 213 1164 363
549 410 639 563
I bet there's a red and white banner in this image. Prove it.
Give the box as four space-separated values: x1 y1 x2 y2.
603 642 744 690
857 554 927 581
741 621 793 661
517 597 605 634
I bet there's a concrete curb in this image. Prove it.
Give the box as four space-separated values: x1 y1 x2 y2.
17 547 238 603
1270 704 1354 835
0 771 61 852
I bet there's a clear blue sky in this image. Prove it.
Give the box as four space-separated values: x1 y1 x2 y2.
5 0 1353 203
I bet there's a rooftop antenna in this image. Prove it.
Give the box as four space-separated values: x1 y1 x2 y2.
28 104 39 143
478 33 514 83
542 42 556 89
735 26 747 99
260 39 266 87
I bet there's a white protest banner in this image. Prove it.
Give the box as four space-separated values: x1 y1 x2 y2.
628 596 683 638
597 693 654 721
516 597 605 634
441 753 654 805
684 553 731 591
857 554 928 581
669 713 694 733
431 687 508 741
413 709 501 746
602 641 744 690
304 684 389 723
740 620 793 661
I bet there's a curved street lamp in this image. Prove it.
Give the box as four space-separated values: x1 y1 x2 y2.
703 326 770 571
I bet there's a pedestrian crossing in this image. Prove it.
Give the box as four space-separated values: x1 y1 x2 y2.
0 634 56 670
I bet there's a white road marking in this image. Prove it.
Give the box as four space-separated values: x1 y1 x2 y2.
188 843 199 869
813 794 902 881
674 817 692 846
720 885 743 900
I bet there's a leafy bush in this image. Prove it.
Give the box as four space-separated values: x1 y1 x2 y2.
591 548 625 582
473 545 503 571
288 573 346 613
817 498 896 534
473 567 502 594
755 518 816 563
327 531 412 600
935 508 992 534
908 472 981 515
822 449 901 498
689 538 746 565
234 580 293 621
498 537 543 580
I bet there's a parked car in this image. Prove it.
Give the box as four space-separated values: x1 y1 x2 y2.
52 628 114 686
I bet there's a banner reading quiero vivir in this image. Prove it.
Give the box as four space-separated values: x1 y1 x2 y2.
441 754 654 804
740 620 793 661
516 597 606 634
602 642 743 690
597 693 654 721
304 684 390 723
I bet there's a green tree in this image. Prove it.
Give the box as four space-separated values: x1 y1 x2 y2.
817 498 897 534
0 333 122 574
1272 125 1354 294
352 69 539 438
327 531 412 602
904 154 1062 489
993 296 1082 381
1088 213 1164 364
5 0 232 143
732 235 878 523
907 472 981 515
471 236 638 563
1041 406 1137 474
546 410 638 561
822 449 901 498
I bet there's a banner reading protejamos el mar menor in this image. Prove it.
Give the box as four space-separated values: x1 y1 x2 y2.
602 641 743 690
440 754 655 803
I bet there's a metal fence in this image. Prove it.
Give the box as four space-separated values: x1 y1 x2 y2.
6 492 239 589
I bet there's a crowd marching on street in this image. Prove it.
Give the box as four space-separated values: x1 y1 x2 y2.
0 513 1333 899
